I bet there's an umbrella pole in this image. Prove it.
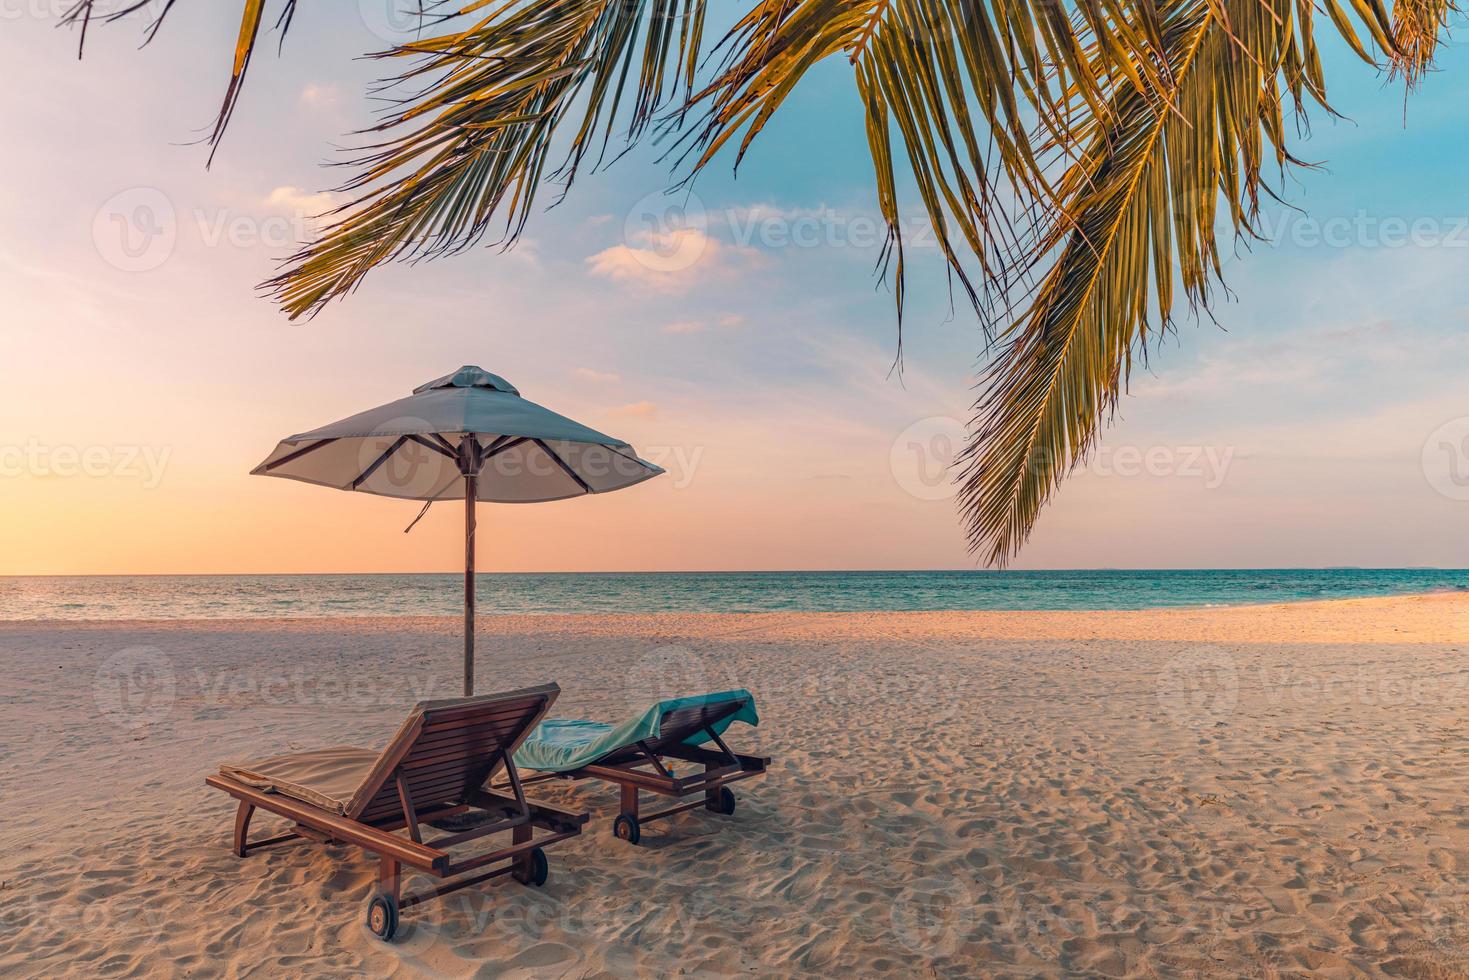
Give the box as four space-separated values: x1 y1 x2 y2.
464 471 476 697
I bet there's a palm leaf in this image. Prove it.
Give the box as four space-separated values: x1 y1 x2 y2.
1390 0 1456 87
65 0 1447 567
63 0 300 163
957 0 1394 566
261 0 710 317
262 0 1180 321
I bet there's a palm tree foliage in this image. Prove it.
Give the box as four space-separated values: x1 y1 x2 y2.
63 0 1452 564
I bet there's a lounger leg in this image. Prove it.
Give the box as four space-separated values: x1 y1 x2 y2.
367 857 402 941
513 823 532 876
620 784 638 818
378 857 400 903
704 764 720 810
703 765 736 815
232 802 255 858
612 784 643 844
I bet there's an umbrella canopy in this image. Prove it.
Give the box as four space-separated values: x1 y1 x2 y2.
253 366 664 694
252 365 662 502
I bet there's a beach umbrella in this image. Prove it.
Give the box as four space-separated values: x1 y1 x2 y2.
252 365 663 695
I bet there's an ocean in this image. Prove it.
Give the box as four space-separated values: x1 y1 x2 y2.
1 569 1465 620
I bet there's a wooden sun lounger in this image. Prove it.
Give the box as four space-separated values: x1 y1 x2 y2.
205 683 588 941
511 695 769 846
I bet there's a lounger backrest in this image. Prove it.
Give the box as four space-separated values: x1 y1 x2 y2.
602 694 750 763
347 683 559 822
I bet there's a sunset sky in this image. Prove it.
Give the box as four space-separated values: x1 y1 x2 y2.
4 6 1469 574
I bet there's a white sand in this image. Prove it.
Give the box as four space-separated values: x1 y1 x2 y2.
3 593 1469 977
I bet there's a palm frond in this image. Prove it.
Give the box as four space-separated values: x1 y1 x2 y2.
957 0 1394 566
63 0 302 163
1390 0 1456 87
667 0 1181 330
266 0 1181 322
66 0 1451 567
261 0 707 318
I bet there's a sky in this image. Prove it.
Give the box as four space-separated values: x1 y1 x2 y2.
2 4 1468 574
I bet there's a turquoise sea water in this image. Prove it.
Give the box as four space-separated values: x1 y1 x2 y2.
0 569 1465 620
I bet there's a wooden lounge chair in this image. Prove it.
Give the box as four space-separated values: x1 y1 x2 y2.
205 683 588 942
510 691 769 845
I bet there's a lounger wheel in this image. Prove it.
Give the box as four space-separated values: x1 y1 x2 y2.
366 891 399 942
709 786 736 815
512 846 549 887
613 813 641 845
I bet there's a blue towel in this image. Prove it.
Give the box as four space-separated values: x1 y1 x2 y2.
514 690 758 772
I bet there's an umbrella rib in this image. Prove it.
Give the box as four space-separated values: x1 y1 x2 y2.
479 434 513 457
533 438 593 494
431 433 459 455
352 436 409 489
264 438 337 471
602 444 656 470
406 434 458 461
482 436 528 461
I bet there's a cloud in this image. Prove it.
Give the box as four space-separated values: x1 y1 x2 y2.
1130 318 1427 404
266 186 336 216
663 313 744 335
504 238 542 270
299 83 341 109
610 401 659 418
586 229 760 290
574 367 620 383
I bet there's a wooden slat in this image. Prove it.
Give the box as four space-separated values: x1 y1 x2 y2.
360 771 486 816
420 697 545 729
402 753 499 780
397 764 496 793
345 684 559 821
362 781 471 818
400 741 513 772
419 709 538 738
422 722 537 750
411 721 526 754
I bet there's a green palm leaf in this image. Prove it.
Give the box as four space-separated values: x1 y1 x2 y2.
958 0 1396 565
64 0 1445 565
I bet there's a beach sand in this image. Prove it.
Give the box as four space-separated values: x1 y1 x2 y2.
4 593 1469 977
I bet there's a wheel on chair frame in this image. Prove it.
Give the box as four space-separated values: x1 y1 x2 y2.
709 786 736 815
366 891 400 941
613 812 641 845
512 846 549 887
